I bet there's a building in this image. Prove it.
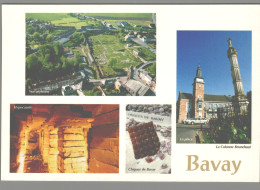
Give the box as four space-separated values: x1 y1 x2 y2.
177 39 249 123
133 49 140 56
122 79 154 96
177 66 233 123
139 69 152 86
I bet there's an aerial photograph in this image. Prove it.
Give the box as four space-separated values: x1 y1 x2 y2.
25 13 156 96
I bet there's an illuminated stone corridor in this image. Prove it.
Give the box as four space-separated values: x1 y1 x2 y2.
10 104 119 173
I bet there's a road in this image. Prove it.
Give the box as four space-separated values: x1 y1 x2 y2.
89 76 128 83
131 38 156 53
133 60 156 82
176 123 209 144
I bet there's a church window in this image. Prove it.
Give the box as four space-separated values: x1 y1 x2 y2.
218 104 222 108
214 104 217 109
209 104 212 109
223 104 226 108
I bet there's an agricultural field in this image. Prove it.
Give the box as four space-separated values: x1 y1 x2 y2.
52 17 102 28
103 19 153 27
83 13 153 19
26 13 71 21
89 34 141 76
27 13 102 28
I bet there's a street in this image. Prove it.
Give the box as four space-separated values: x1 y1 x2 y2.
131 38 156 53
176 123 209 144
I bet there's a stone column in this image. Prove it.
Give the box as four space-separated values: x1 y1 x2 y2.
227 38 249 113
58 126 88 173
48 126 59 173
17 121 29 173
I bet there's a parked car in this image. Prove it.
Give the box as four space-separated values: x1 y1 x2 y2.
184 118 208 125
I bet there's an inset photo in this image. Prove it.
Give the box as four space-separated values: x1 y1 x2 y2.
10 104 119 173
126 104 171 174
26 13 156 96
176 31 251 144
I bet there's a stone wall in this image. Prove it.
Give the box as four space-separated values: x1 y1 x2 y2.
88 108 119 173
177 99 189 123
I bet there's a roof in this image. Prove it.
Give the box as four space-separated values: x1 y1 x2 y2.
179 92 232 102
180 92 193 100
124 79 150 96
204 94 232 102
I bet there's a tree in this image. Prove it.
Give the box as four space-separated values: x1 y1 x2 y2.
25 78 32 94
46 34 54 42
33 32 41 43
26 54 41 81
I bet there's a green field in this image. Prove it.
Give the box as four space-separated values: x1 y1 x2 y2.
26 13 71 21
145 62 156 76
26 13 153 28
83 13 153 19
52 17 102 28
103 19 152 27
27 13 102 28
129 46 156 61
89 34 141 76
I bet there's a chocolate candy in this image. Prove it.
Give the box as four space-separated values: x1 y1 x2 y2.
128 121 160 159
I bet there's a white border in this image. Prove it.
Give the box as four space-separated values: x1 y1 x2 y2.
2 5 260 182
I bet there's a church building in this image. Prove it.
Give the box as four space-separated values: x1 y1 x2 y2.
176 66 233 123
176 38 248 123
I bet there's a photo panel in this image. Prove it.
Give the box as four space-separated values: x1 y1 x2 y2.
176 31 251 144
25 13 156 96
10 104 119 173
125 104 171 174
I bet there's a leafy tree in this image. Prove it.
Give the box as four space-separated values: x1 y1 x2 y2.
26 54 41 80
33 32 41 42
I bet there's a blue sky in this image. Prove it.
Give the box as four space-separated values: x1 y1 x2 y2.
177 31 251 100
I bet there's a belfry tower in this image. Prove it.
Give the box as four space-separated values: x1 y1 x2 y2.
192 66 204 118
227 38 248 113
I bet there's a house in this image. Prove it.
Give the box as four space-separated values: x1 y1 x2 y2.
125 35 132 42
120 21 132 28
122 79 154 96
148 24 156 28
115 80 122 90
133 49 140 56
139 69 152 86
128 31 135 38
140 36 156 42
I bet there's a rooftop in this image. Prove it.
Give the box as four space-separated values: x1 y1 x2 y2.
124 79 150 96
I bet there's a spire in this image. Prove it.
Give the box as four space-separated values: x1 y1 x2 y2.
195 65 203 79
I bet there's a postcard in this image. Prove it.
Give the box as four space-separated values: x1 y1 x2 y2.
1 4 260 182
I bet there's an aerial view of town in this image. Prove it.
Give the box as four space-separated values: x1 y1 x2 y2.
26 13 156 96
